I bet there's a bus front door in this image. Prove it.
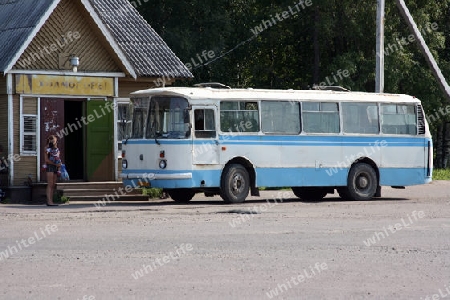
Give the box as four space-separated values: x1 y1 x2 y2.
192 107 219 164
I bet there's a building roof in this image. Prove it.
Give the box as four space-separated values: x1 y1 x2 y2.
0 0 56 73
0 0 193 79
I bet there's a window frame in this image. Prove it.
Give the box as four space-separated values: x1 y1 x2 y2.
341 102 380 135
20 96 39 156
301 101 340 134
116 98 131 151
194 107 217 139
261 100 301 135
220 100 260 133
380 103 417 135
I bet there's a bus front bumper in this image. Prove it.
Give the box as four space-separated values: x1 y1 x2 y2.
120 172 193 180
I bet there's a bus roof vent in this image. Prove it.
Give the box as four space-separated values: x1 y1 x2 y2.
311 85 350 92
194 82 231 89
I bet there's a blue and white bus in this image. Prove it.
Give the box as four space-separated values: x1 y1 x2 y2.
120 85 433 203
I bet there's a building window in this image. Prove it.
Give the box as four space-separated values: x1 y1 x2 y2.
20 97 38 155
117 102 130 151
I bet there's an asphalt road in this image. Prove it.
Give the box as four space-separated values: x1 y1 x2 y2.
1 181 449 300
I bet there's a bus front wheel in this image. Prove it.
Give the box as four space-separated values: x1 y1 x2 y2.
167 189 195 203
220 164 250 203
344 163 378 201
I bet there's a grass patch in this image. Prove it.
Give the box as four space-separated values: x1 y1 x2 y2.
53 191 70 204
142 188 163 198
432 169 450 180
259 187 290 191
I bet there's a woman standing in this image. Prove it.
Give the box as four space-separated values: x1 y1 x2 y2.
44 135 61 206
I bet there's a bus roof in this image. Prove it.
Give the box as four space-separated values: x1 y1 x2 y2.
130 87 421 104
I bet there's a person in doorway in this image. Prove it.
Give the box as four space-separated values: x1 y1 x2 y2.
44 135 61 206
47 142 62 177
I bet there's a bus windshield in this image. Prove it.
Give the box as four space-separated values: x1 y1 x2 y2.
130 97 150 139
145 96 190 139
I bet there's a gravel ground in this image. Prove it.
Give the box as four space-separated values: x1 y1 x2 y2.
1 181 449 300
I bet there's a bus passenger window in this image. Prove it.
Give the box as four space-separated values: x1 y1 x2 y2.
195 109 216 138
220 101 259 132
381 104 417 135
302 102 339 133
261 101 300 134
342 103 379 134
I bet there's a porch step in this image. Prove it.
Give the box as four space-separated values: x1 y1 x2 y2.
56 181 149 202
61 188 143 197
64 194 150 202
57 182 125 190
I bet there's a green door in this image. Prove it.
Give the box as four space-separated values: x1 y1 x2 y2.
86 100 114 181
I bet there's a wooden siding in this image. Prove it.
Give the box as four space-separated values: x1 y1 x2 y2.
0 98 7 185
0 95 8 156
23 97 38 115
0 76 6 94
118 79 165 98
13 0 123 73
14 156 37 185
11 95 37 185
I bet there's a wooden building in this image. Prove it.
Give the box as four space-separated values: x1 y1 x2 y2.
0 0 192 201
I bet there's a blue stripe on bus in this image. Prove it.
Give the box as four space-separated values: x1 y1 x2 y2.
121 167 430 190
125 136 430 147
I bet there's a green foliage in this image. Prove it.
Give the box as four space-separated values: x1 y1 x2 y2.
133 0 450 136
53 191 70 204
0 197 10 204
142 188 163 198
432 169 450 180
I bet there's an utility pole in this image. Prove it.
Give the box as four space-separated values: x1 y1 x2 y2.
396 0 450 101
375 0 385 93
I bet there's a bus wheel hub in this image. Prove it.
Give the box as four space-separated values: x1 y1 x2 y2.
357 175 368 189
233 175 244 192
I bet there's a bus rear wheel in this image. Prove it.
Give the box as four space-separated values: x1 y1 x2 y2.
343 163 378 201
220 164 250 203
167 189 195 203
292 187 327 201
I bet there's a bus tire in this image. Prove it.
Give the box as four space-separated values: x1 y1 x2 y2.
167 189 195 203
345 163 378 201
220 164 250 203
292 187 327 201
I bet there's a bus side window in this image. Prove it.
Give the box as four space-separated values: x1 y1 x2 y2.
195 109 216 138
303 102 339 133
220 101 259 133
381 104 417 135
342 103 379 134
261 101 300 134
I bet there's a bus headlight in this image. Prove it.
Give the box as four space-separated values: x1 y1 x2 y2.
122 159 128 169
159 160 167 169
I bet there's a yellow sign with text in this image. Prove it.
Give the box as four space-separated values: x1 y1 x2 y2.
15 74 114 97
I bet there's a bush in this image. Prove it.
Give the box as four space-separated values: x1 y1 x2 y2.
432 169 450 180
142 188 163 198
